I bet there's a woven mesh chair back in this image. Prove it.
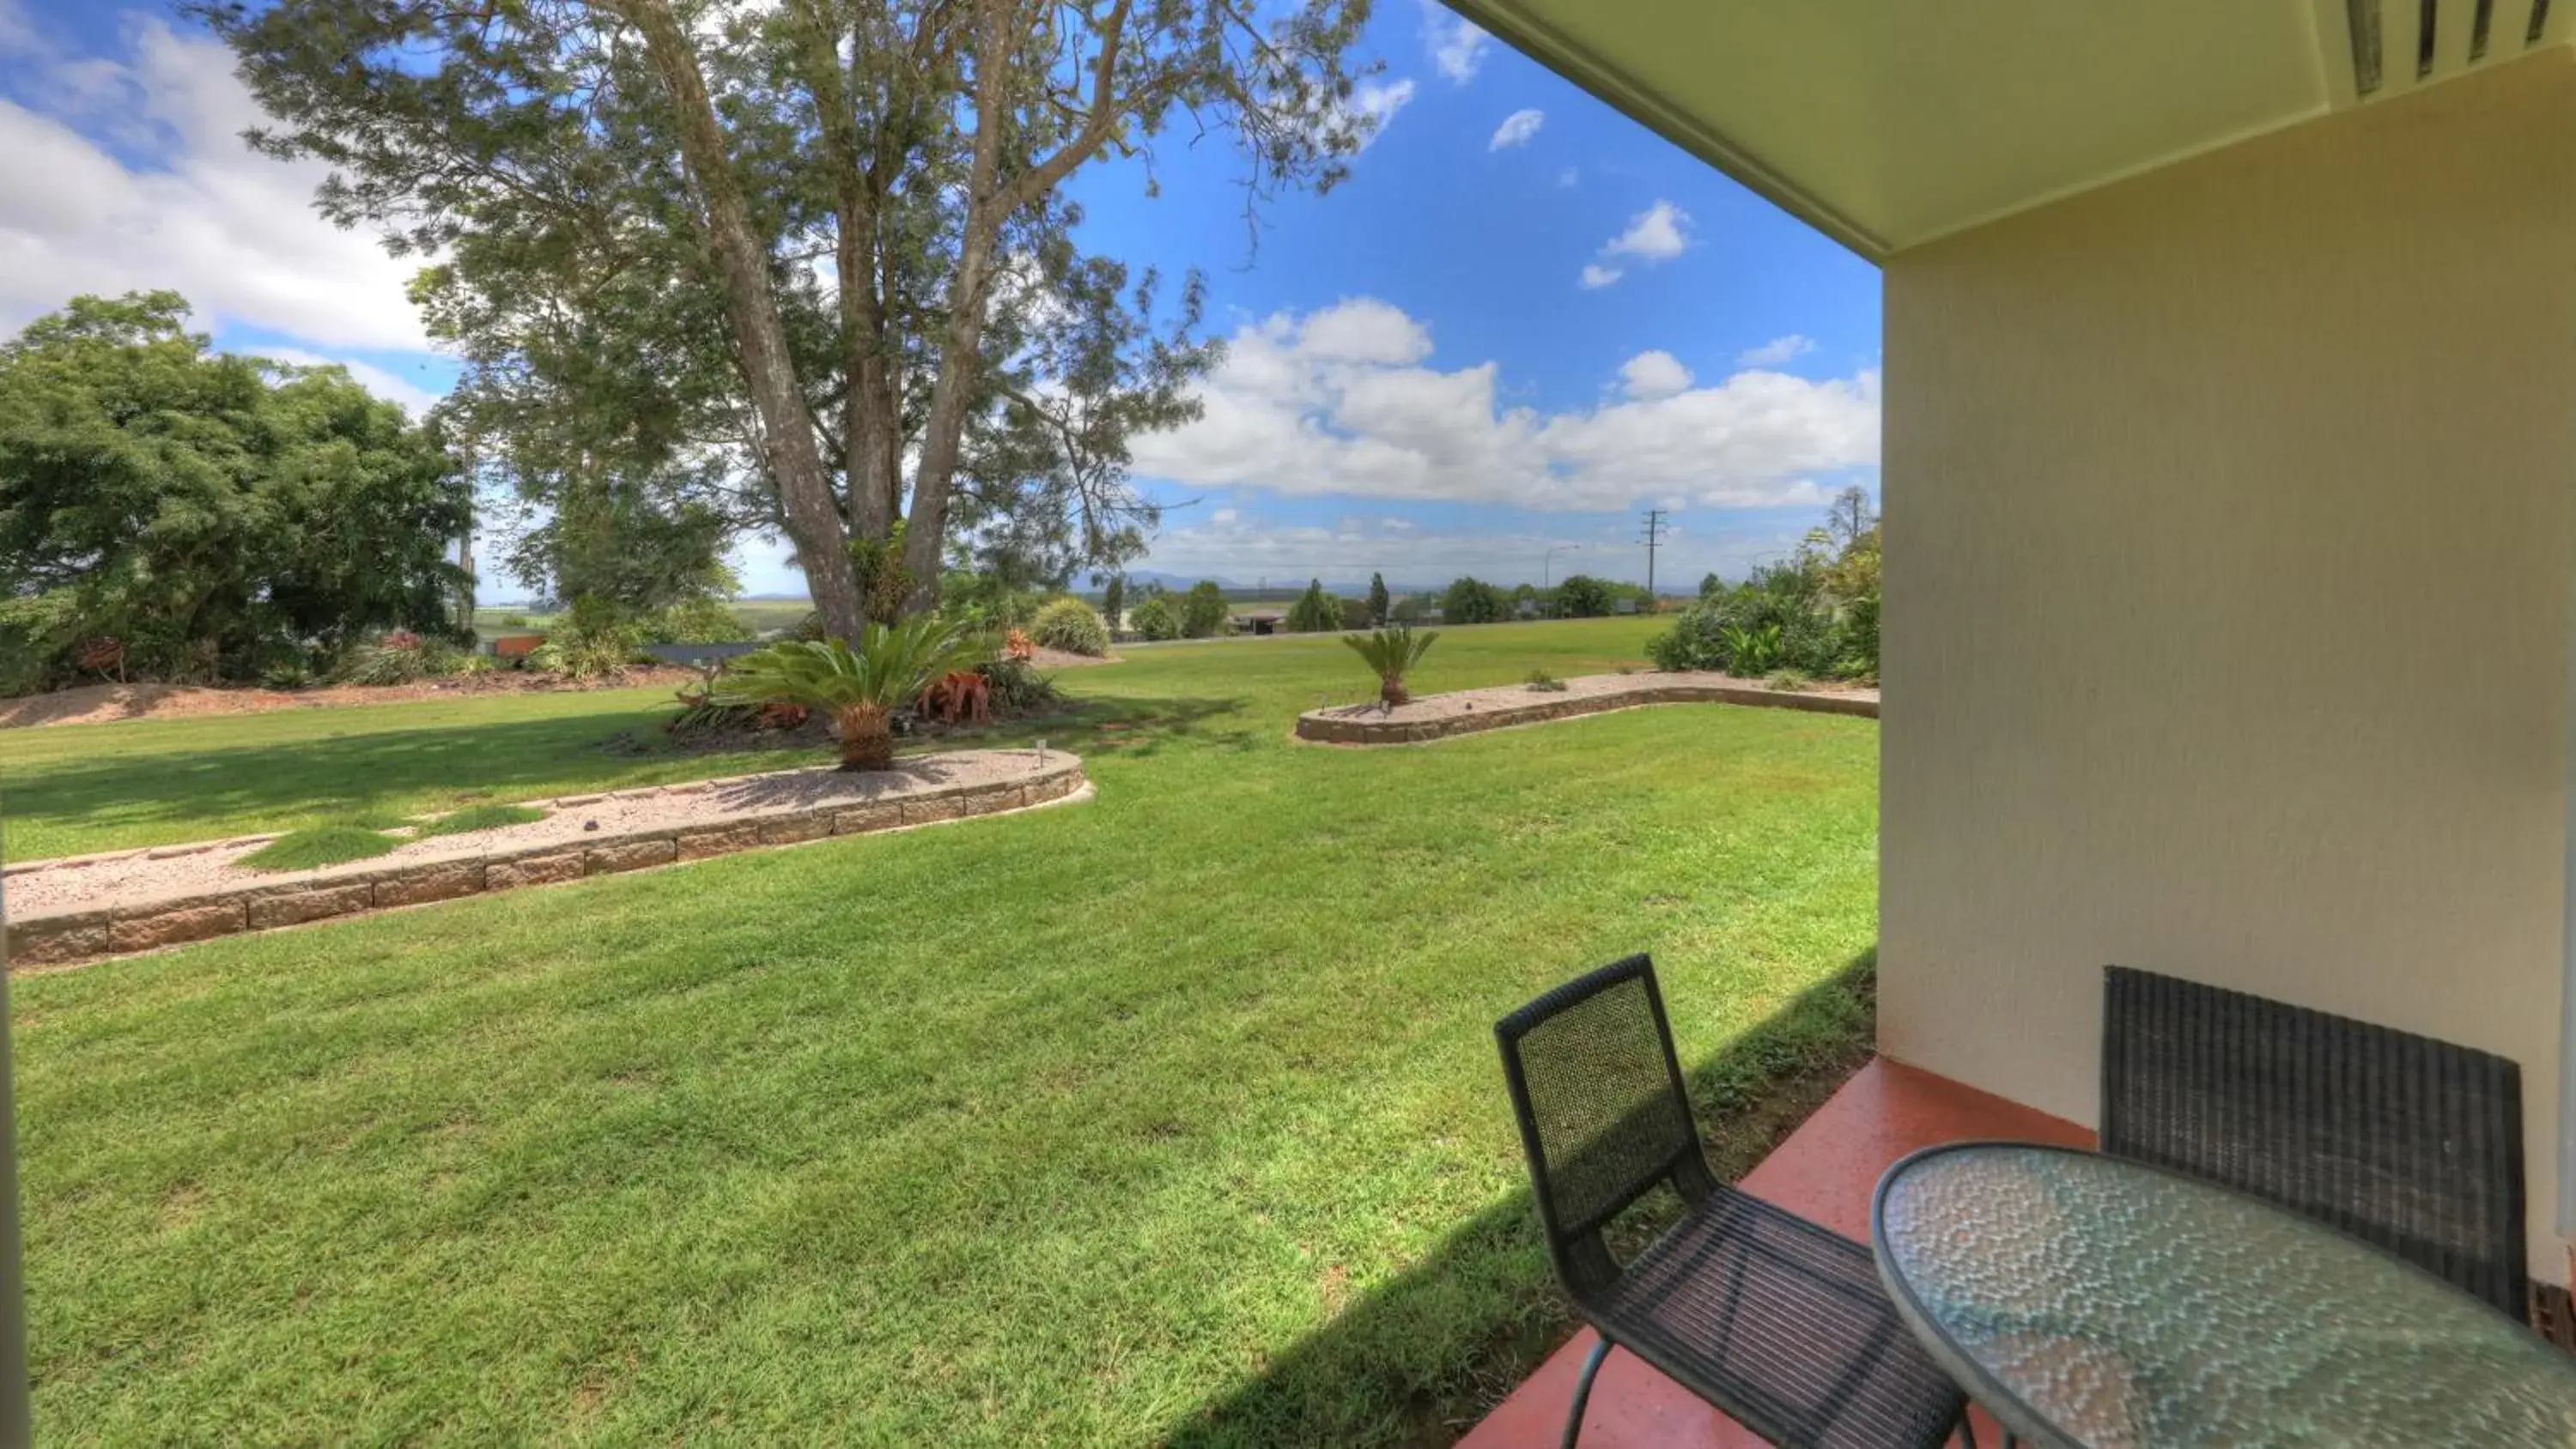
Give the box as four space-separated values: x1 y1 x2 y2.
2102 964 2527 1318
1496 955 1708 1294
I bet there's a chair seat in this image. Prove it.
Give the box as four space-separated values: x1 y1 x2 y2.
1579 1185 1966 1449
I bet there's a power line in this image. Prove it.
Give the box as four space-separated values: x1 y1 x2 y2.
1638 508 1670 598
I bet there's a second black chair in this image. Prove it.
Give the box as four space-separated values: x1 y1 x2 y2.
1496 955 1969 1449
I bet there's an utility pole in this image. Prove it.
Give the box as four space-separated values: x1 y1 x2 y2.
1639 508 1670 601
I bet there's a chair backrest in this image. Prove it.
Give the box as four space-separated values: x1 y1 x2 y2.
1496 955 1715 1298
2101 965 2528 1317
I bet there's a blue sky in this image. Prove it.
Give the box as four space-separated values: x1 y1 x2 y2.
0 0 1882 597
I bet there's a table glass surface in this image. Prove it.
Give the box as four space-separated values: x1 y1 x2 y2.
1875 1144 2576 1447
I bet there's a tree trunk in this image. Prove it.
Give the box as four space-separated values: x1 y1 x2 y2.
617 0 866 642
1382 676 1408 708
835 703 896 772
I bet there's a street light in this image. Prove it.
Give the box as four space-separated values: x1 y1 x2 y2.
1543 544 1581 586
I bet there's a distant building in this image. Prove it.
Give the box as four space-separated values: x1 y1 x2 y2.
1233 609 1286 636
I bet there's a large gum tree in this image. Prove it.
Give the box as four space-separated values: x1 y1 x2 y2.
197 0 1376 638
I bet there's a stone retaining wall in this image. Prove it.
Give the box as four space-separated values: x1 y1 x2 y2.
1294 681 1876 745
6 759 1087 971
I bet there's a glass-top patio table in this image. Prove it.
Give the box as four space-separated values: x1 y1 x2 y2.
1871 1142 2576 1448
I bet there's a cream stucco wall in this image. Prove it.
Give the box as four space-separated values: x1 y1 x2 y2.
1880 48 2576 1276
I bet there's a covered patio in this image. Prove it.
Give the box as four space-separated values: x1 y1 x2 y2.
1443 0 2576 1440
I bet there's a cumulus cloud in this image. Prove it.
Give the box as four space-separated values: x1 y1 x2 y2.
1575 200 1691 289
1421 1 1491 83
1619 350 1692 400
1343 76 1417 147
1129 298 1877 513
1604 200 1691 261
0 18 429 350
255 347 447 417
1737 334 1818 367
1488 108 1543 150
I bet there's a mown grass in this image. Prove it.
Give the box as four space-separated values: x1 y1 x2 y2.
234 825 400 873
413 803 549 838
8 619 1882 1445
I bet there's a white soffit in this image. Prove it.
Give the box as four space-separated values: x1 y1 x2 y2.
1448 0 2576 259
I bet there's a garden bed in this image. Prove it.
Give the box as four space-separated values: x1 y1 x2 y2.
2 749 1087 970
0 669 710 730
1295 670 1877 744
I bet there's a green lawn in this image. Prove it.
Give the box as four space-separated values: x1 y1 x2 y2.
7 619 1882 1445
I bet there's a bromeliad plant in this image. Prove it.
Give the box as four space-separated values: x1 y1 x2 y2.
712 618 986 771
1340 624 1439 708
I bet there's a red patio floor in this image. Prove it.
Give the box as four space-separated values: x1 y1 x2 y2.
1456 1057 2093 1449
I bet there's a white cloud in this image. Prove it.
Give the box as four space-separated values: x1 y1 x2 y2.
0 18 429 349
0 0 39 56
1129 297 1878 513
1619 350 1692 400
1421 2 1491 84
1737 334 1818 367
1576 200 1691 290
1558 167 1580 188
254 347 447 417
1488 108 1544 150
1604 200 1691 261
1344 76 1417 147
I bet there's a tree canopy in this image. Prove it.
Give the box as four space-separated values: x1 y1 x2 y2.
203 0 1376 640
0 291 468 693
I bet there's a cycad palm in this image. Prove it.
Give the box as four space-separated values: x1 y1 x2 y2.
713 618 985 771
1341 624 1439 707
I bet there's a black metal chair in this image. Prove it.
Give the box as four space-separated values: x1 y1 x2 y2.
2100 964 2529 1319
1496 956 1971 1449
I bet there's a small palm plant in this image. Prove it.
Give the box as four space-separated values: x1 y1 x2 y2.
713 617 985 771
1341 623 1439 708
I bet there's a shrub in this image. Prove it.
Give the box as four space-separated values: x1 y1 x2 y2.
713 620 987 770
1129 595 1181 640
1338 596 1373 631
532 622 644 678
1555 575 1613 618
415 803 546 837
416 638 472 677
1390 594 1427 626
239 825 398 872
1764 669 1813 693
1181 581 1230 638
650 597 752 645
498 613 531 628
1442 577 1505 625
975 656 1060 714
524 641 568 672
1526 670 1567 692
1030 597 1109 656
336 637 427 686
260 658 316 691
1285 579 1341 633
1341 624 1437 706
0 591 82 696
1003 628 1036 661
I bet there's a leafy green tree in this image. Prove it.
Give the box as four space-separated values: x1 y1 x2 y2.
1390 592 1426 625
1554 574 1613 617
1285 579 1341 633
1128 594 1180 641
1442 576 1505 626
1100 575 1125 634
207 0 1374 640
0 292 467 691
1181 580 1230 639
1366 572 1389 626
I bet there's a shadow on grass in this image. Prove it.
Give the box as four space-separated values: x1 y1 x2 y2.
1165 951 1881 1449
925 694 1256 760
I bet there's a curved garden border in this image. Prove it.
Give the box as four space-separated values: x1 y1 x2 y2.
3 751 1088 971
1294 672 1876 746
